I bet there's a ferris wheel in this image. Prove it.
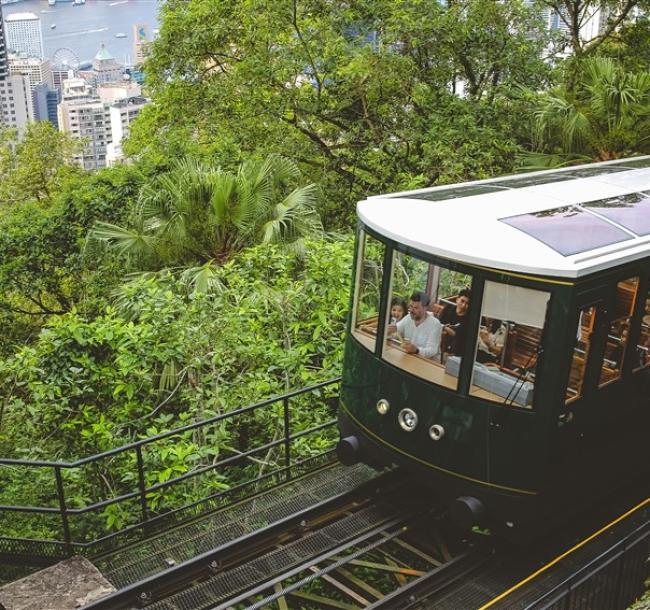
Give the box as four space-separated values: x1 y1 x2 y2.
52 47 80 71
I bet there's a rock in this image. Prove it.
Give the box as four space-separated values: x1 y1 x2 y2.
0 557 115 610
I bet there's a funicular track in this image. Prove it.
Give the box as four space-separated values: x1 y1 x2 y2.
83 469 491 610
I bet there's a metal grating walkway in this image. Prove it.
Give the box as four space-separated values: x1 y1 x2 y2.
93 462 379 589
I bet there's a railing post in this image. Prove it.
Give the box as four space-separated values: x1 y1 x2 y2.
54 465 72 557
135 445 149 526
283 396 291 481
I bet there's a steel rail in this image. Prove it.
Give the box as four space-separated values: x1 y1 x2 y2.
221 518 412 610
365 544 494 609
81 469 402 610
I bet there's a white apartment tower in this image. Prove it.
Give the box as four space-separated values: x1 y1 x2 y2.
58 77 113 170
3 13 44 59
0 72 34 132
58 96 112 170
106 95 148 165
9 55 53 90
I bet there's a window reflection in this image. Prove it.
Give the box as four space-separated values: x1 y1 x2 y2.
470 282 550 409
566 305 595 402
352 232 385 352
599 277 638 387
382 251 472 390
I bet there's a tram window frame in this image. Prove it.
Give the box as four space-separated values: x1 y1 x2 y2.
469 280 551 409
598 276 639 387
351 230 386 353
566 304 597 403
381 249 474 391
633 277 650 372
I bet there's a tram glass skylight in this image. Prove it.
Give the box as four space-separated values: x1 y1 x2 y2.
399 184 509 201
500 206 633 256
582 192 650 236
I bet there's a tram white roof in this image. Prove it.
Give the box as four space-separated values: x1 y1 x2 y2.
358 157 650 279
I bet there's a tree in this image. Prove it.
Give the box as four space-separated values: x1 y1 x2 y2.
0 122 80 206
520 57 650 167
126 0 550 225
90 155 323 291
0 166 142 355
537 0 650 59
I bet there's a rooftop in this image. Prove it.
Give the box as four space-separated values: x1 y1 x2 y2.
5 12 39 22
94 44 114 61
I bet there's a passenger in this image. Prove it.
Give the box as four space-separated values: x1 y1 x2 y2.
477 318 507 364
440 288 471 356
387 291 442 358
390 296 408 324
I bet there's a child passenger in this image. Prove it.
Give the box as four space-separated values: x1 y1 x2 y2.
390 297 408 324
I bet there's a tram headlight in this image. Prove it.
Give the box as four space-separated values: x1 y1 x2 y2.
398 408 418 432
376 399 390 415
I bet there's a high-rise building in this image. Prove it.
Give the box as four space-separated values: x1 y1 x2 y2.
132 23 151 66
106 95 148 166
58 98 112 170
3 13 44 59
0 9 8 80
90 44 122 85
0 73 34 131
9 55 53 90
33 82 59 128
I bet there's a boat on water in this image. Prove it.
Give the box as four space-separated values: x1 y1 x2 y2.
0 0 22 6
115 33 127 39
72 0 86 5
48 0 56 6
50 24 56 29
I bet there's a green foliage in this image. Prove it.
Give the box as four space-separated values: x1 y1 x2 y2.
0 238 352 457
0 166 143 355
0 238 352 535
520 57 650 167
0 122 80 205
127 0 551 226
90 156 323 290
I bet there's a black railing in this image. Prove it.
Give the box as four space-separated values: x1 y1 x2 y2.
0 378 341 565
524 518 650 610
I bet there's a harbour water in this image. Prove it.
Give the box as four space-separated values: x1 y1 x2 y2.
1 0 160 66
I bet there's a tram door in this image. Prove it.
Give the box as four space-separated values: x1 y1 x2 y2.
470 281 551 494
562 276 641 478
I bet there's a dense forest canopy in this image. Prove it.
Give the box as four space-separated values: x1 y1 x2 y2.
1 0 649 536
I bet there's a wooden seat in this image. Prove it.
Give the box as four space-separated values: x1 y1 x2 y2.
503 324 542 371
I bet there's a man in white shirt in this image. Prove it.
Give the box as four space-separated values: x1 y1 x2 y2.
387 292 442 359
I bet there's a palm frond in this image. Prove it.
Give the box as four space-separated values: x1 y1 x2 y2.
89 221 155 258
179 261 224 294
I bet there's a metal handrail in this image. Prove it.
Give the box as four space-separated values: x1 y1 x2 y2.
0 378 341 561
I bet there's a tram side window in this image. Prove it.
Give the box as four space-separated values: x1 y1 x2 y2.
567 305 596 402
382 250 472 391
469 281 550 409
599 277 639 387
634 284 650 371
352 232 385 352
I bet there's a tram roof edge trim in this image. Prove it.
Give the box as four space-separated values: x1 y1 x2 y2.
358 158 650 279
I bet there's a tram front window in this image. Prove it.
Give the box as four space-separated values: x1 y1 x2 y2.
352 231 385 352
382 251 472 390
470 282 550 409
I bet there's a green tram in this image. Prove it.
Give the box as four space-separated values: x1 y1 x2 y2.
337 157 650 540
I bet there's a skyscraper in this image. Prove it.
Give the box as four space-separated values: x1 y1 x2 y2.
132 23 151 66
4 13 44 59
0 7 8 80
